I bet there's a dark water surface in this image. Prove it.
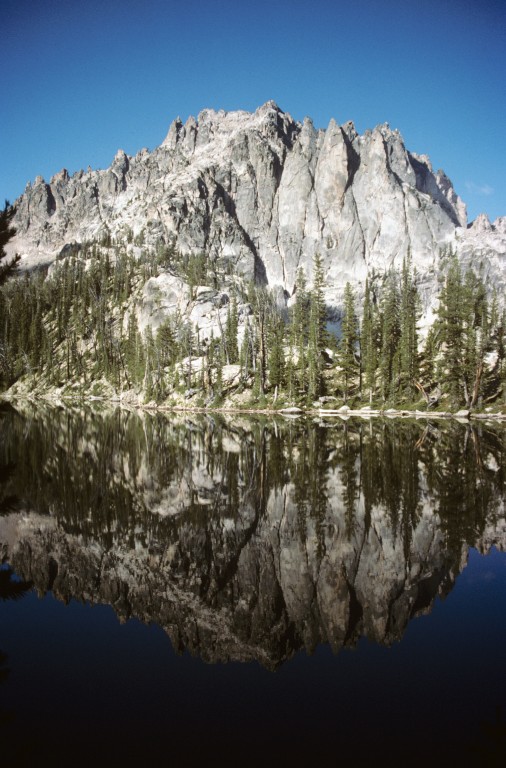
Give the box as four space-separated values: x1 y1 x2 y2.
1 404 505 767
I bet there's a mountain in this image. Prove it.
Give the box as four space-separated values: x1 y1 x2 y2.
7 101 505 312
2 102 506 409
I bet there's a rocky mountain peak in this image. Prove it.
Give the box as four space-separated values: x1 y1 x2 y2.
495 216 506 235
6 103 504 316
469 212 492 232
256 98 282 113
50 168 69 185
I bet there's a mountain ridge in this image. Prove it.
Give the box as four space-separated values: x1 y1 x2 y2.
8 101 504 312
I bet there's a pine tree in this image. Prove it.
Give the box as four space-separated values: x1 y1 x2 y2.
418 325 438 395
379 272 400 401
436 252 464 406
0 202 19 285
307 252 327 401
398 255 419 400
267 311 285 392
360 278 378 403
290 267 309 396
144 325 163 401
461 269 488 408
156 318 176 370
499 311 506 405
240 318 255 383
180 322 195 389
124 312 145 387
225 289 239 364
247 284 270 396
286 331 296 401
338 282 359 402
214 338 224 400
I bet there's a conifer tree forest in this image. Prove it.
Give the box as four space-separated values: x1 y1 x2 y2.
0 220 505 411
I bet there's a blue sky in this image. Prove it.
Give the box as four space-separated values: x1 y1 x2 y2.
1 0 504 222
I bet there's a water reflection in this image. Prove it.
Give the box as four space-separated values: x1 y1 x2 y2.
0 564 32 727
0 404 505 668
468 706 506 766
0 649 11 726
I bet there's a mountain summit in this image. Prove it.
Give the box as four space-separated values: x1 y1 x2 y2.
9 102 504 309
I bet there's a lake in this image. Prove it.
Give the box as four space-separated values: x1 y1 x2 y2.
1 403 505 766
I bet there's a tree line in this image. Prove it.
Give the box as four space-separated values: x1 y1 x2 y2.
0 217 505 409
337 250 506 409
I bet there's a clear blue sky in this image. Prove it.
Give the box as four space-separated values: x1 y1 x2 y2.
1 0 504 222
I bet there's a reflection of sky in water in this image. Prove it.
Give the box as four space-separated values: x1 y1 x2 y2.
1 546 505 766
464 547 505 584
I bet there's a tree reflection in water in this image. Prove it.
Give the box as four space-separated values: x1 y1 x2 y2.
0 404 505 667
0 567 32 602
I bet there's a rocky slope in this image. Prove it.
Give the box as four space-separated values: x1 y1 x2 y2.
7 101 506 313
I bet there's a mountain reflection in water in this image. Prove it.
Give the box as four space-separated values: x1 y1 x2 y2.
1 404 505 669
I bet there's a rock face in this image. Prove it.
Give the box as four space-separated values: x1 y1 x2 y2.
8 101 505 310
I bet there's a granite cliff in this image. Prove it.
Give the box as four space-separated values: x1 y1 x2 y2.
7 101 506 313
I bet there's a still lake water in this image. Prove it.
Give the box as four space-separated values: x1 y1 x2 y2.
1 403 505 767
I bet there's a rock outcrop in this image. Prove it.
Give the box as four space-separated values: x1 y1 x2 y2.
7 102 505 312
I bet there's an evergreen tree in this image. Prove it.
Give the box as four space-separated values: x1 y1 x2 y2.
156 318 177 370
267 311 285 392
124 312 145 387
0 202 19 285
418 325 438 395
247 284 270 396
240 318 255 384
180 322 196 389
461 269 488 408
286 331 296 401
398 255 419 399
379 272 400 401
360 278 378 403
307 252 327 401
144 325 165 401
290 267 309 396
214 338 224 400
499 311 506 405
434 254 493 408
225 289 239 364
338 282 359 402
436 252 464 406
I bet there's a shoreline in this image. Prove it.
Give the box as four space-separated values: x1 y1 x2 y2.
2 392 506 422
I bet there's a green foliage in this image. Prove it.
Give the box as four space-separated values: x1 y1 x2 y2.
436 252 464 406
288 267 309 398
360 278 378 403
267 311 285 391
0 201 20 286
398 254 419 398
379 271 401 401
0 231 504 412
338 282 359 401
433 251 493 408
307 252 327 401
225 290 239 364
